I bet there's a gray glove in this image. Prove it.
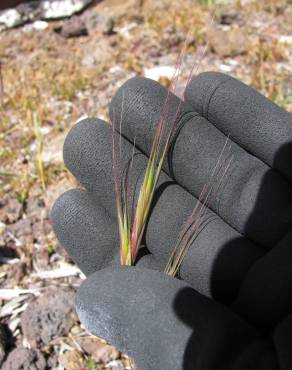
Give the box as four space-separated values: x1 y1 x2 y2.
51 72 292 370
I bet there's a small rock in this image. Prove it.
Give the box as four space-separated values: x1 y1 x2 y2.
78 336 120 363
219 9 240 25
1 347 46 370
41 0 92 20
83 11 115 35
98 15 114 35
32 20 48 30
21 288 76 347
144 65 176 81
81 39 113 67
162 33 184 49
148 45 162 58
278 35 292 45
0 1 24 11
7 218 31 238
7 262 26 285
164 24 176 34
6 217 33 248
0 0 93 31
15 2 39 19
59 350 85 370
0 8 22 32
23 20 49 33
26 196 46 217
0 198 22 224
59 16 88 38
82 54 96 67
208 25 248 57
0 1 40 31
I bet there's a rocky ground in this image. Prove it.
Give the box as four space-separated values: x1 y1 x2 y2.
0 0 291 369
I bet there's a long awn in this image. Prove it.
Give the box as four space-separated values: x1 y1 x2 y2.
111 17 232 275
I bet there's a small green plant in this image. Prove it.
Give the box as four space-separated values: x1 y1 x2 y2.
112 35 232 275
47 244 54 256
112 38 191 266
84 358 97 370
0 171 18 177
32 112 46 191
198 0 215 6
16 187 28 206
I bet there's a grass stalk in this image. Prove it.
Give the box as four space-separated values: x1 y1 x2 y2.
0 62 4 107
112 16 223 269
32 112 46 191
112 34 192 266
0 172 18 177
164 137 233 277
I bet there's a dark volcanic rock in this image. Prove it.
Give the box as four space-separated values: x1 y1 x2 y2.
0 198 22 224
21 287 76 346
0 1 25 11
1 347 46 370
6 262 26 285
219 8 240 25
59 16 88 38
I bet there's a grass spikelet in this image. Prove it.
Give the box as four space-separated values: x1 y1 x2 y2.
112 19 218 267
112 33 193 265
112 101 132 266
164 137 233 277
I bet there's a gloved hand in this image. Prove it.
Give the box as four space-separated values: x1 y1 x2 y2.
51 72 292 370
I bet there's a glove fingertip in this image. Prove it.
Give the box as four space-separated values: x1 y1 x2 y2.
184 71 231 117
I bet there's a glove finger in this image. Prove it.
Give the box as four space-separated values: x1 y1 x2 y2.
108 77 292 249
51 187 160 275
184 71 292 183
107 248 163 270
76 267 270 370
63 118 263 304
51 188 119 276
135 252 163 270
233 228 292 331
